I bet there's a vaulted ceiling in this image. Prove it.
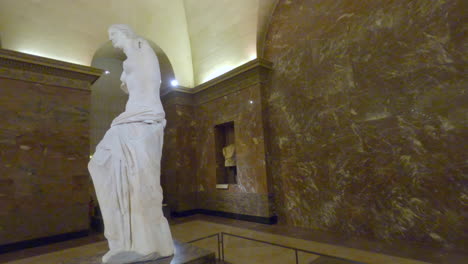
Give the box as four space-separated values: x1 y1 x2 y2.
0 0 277 87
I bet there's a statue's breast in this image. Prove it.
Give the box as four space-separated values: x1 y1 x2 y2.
123 53 155 74
122 59 135 74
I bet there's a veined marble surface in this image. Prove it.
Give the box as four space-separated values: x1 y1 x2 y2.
162 66 273 218
0 77 90 245
264 0 467 250
162 103 198 212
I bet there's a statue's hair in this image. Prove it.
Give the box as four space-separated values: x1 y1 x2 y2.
108 24 137 39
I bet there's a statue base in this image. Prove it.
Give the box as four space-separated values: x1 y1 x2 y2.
64 240 215 264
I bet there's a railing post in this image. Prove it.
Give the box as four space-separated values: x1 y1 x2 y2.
217 233 221 260
221 232 225 261
295 249 298 264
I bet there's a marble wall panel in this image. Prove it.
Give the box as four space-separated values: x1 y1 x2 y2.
0 77 91 245
161 103 179 210
197 191 271 217
162 102 198 212
162 63 273 218
264 0 467 250
194 84 270 217
174 104 198 212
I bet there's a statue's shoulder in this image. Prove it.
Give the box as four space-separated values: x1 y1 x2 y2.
136 38 151 50
137 39 158 61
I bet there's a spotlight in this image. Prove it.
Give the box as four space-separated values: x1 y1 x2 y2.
170 80 178 87
249 100 254 104
104 70 110 75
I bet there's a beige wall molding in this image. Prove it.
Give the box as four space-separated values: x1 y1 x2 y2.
162 58 272 106
0 48 102 90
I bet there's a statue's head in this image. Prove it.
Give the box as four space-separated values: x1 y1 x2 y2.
108 24 137 49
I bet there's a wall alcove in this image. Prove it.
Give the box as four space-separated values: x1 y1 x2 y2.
215 121 237 186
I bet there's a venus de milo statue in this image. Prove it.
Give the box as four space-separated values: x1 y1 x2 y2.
88 24 174 264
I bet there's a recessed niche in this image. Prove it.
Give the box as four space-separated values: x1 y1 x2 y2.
214 121 237 185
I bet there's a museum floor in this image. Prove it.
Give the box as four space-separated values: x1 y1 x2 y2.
0 215 466 264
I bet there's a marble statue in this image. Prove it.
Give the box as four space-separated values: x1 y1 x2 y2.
88 24 174 264
222 144 236 183
222 144 236 167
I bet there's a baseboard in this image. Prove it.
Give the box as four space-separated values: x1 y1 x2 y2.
171 209 201 218
172 209 278 225
0 229 89 254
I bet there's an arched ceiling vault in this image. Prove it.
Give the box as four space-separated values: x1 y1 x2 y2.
0 0 278 87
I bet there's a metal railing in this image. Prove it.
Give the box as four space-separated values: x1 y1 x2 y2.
187 232 366 264
186 233 221 260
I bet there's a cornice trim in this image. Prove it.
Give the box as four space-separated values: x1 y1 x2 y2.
193 58 272 93
0 49 102 78
168 58 272 95
0 48 103 89
162 58 272 105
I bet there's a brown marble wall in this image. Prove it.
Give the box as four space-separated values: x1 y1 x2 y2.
263 0 467 250
195 81 270 217
0 49 101 245
162 60 274 218
162 99 198 212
